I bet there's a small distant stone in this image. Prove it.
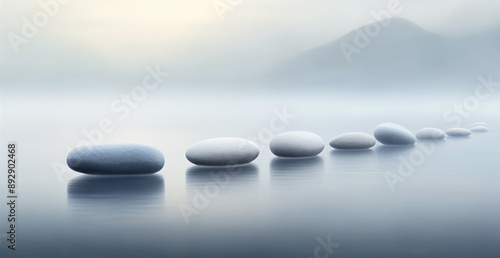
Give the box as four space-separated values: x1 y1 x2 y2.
470 126 489 133
470 122 488 128
67 144 165 175
329 133 376 149
185 138 259 166
415 128 446 140
270 131 324 157
446 128 471 137
374 123 416 145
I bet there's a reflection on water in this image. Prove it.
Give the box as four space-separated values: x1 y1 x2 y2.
185 164 260 201
330 149 375 157
270 157 325 196
416 139 447 144
186 164 259 186
376 145 416 162
68 175 165 216
270 156 325 174
376 145 416 155
329 149 376 170
375 145 416 172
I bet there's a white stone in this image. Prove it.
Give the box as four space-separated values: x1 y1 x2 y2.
67 144 165 175
185 138 259 166
446 128 471 137
415 128 446 140
373 123 416 145
270 131 324 157
470 122 488 128
470 126 489 133
329 133 376 149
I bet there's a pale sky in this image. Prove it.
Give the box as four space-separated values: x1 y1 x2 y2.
1 0 500 84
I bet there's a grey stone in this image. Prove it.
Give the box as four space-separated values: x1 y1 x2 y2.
185 138 259 166
470 122 488 128
470 126 489 133
329 133 376 149
67 144 165 175
374 123 416 145
415 128 446 140
270 131 324 157
446 128 471 137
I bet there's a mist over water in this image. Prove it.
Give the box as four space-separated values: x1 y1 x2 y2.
1 87 499 257
1 1 500 257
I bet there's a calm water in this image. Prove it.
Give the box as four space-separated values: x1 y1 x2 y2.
1 90 499 257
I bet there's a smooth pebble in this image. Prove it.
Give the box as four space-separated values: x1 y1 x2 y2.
270 131 324 157
415 127 446 140
185 137 259 166
470 122 488 128
446 128 471 137
67 143 165 175
470 126 489 133
374 123 416 145
329 133 376 149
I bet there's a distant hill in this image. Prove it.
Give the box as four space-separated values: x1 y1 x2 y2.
265 18 500 88
3 18 498 90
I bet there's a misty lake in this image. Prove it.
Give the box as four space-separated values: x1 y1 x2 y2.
1 88 499 258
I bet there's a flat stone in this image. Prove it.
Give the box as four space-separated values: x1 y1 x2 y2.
374 123 416 145
67 144 165 175
470 126 489 133
329 133 376 149
470 122 488 128
185 138 259 166
415 127 446 140
270 131 324 157
446 128 471 137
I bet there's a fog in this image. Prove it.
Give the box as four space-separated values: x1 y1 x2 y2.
1 0 500 90
1 89 500 257
1 2 500 257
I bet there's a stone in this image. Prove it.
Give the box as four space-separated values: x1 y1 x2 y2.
470 126 489 133
374 123 416 145
329 133 376 149
67 143 165 175
470 122 488 128
446 128 471 137
415 127 446 140
185 138 259 166
270 131 324 157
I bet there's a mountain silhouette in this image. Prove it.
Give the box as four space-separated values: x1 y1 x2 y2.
266 18 500 88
